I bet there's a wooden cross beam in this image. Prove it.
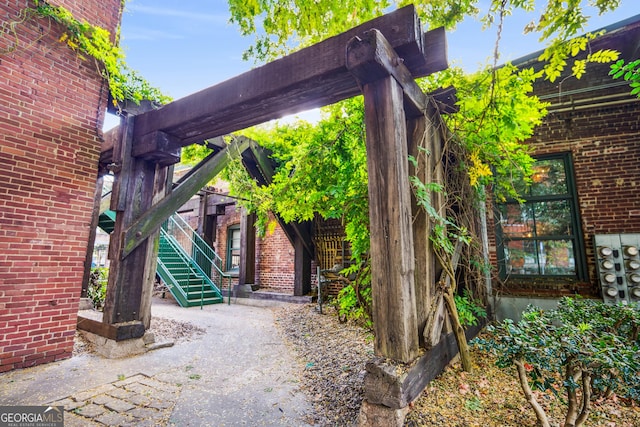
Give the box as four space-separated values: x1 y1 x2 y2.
120 136 252 258
128 5 447 160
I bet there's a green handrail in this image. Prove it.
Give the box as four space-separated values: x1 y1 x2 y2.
162 213 232 306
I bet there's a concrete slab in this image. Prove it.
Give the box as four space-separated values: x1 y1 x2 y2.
0 297 313 426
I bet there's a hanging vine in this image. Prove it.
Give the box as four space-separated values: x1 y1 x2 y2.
1 0 170 107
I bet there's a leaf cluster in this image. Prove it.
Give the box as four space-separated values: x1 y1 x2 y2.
454 289 487 327
87 267 109 310
610 58 640 97
421 65 546 201
222 97 371 261
227 0 478 62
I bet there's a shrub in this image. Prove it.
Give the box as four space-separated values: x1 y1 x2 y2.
474 297 640 427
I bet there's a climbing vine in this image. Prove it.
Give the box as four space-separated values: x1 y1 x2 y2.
1 0 169 107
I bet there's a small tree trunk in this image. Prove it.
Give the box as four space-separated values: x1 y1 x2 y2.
575 371 592 426
434 243 473 373
564 365 579 427
443 286 473 372
514 360 551 427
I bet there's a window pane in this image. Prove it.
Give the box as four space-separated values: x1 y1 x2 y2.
539 240 575 275
227 227 241 271
530 159 567 196
230 229 241 250
533 200 572 236
498 204 534 238
505 240 539 275
230 249 240 270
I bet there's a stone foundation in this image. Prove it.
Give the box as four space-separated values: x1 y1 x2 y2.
357 399 409 427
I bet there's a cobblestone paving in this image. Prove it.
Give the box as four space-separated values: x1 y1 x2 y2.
48 374 179 426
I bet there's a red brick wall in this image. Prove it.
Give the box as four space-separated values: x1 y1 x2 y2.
255 213 295 292
213 207 296 293
488 22 640 297
0 0 122 372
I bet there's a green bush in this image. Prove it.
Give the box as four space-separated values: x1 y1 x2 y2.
474 297 639 427
87 267 108 310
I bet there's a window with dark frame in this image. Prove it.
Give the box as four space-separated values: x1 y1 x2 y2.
226 225 241 272
495 153 587 281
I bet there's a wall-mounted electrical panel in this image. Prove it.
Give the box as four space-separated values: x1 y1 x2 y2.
594 234 640 305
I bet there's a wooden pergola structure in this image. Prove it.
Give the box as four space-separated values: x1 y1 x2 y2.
87 5 469 422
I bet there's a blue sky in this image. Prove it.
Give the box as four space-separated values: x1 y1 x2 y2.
104 0 639 129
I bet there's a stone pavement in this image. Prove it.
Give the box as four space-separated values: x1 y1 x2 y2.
0 297 314 426
51 374 176 426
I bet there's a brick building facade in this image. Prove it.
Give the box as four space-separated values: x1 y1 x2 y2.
212 205 296 293
0 0 122 372
488 15 640 318
178 195 349 296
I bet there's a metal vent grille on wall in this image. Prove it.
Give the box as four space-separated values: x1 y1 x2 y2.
594 234 640 304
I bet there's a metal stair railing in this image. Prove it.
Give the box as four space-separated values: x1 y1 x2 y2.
156 240 191 307
157 232 214 308
162 213 233 305
164 213 224 272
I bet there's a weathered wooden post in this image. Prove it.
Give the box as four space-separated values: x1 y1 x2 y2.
238 208 257 291
77 104 182 356
346 27 453 426
104 113 178 327
347 34 420 364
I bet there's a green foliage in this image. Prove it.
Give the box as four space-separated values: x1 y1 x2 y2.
1 1 170 106
336 283 372 328
228 0 626 89
334 262 372 326
421 65 545 201
454 289 487 327
610 58 640 97
34 0 170 105
474 297 640 426
223 97 371 258
87 267 108 310
227 0 478 61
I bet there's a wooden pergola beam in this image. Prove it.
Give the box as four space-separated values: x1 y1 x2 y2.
346 29 429 117
120 136 252 258
130 5 447 157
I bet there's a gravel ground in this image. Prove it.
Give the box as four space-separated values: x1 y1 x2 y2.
273 303 640 427
73 316 206 357
274 303 374 426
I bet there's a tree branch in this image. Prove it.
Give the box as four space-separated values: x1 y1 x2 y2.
564 364 579 427
576 371 592 426
514 359 551 427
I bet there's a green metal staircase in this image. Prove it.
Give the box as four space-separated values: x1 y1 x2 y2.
156 230 224 307
98 195 227 307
